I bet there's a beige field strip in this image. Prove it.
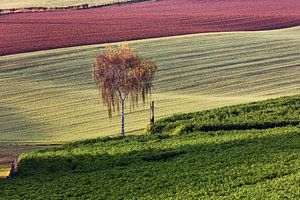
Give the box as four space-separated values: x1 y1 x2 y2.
0 0 135 9
0 165 9 179
0 27 299 142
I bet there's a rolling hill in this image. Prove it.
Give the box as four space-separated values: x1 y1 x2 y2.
0 95 299 199
1 0 300 55
0 27 299 142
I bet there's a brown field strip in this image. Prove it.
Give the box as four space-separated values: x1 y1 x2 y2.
1 0 300 55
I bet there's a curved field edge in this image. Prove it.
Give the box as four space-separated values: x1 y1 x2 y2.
0 143 61 179
0 27 300 142
0 0 154 15
1 0 300 56
0 95 299 199
153 95 300 135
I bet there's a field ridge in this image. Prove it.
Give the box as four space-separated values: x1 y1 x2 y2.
0 95 299 199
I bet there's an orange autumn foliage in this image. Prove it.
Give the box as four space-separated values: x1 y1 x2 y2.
93 44 157 118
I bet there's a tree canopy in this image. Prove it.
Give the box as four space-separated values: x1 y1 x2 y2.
93 44 157 136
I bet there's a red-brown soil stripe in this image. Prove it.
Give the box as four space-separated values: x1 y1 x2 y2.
1 0 300 56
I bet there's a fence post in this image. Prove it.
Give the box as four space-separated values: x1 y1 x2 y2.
8 159 17 178
9 162 15 178
14 158 17 173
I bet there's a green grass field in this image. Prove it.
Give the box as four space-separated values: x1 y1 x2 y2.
0 0 142 9
153 95 300 135
0 27 299 142
0 95 299 199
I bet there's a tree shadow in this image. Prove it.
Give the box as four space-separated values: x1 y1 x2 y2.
16 130 299 177
1 129 299 199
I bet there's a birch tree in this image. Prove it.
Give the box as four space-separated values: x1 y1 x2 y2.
93 44 157 137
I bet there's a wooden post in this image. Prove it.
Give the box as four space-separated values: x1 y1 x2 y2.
150 101 154 130
9 162 15 178
8 159 17 178
13 158 17 173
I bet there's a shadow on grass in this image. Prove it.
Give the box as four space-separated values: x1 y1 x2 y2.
0 128 299 199
16 130 300 177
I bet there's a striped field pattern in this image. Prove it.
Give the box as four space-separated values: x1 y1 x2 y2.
0 27 299 142
2 0 300 56
0 0 136 9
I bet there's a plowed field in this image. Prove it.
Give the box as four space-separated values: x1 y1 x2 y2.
1 0 300 56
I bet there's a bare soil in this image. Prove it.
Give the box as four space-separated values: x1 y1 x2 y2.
1 0 300 56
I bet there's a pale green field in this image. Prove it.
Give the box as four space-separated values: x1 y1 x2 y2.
0 0 139 9
0 27 299 142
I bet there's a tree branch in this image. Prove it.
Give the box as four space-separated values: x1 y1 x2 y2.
117 88 124 102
